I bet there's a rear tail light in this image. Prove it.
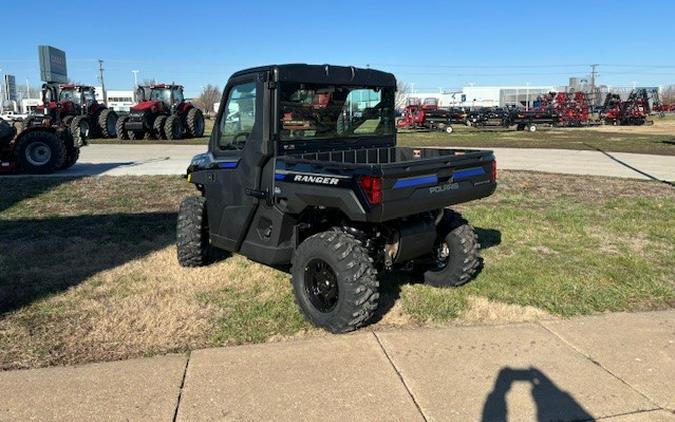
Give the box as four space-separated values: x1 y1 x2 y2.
358 175 383 205
490 161 497 183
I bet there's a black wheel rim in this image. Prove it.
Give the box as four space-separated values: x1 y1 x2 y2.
304 258 339 313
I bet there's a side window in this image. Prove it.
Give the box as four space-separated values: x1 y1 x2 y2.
218 82 257 148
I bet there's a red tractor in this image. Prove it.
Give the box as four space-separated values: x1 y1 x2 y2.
1 117 83 174
24 83 118 143
116 84 205 140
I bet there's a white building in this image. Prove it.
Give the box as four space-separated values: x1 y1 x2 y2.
404 85 557 109
94 87 135 112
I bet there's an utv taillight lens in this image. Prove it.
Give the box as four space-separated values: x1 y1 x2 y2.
358 175 383 205
490 161 497 183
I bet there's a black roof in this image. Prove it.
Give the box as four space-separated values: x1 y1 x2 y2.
231 64 396 87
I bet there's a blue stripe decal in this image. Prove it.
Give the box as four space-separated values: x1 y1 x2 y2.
217 161 239 169
393 175 438 189
453 167 485 180
275 173 286 181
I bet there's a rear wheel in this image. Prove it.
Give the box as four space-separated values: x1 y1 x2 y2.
98 109 118 138
15 130 66 174
423 210 480 287
153 115 167 139
186 108 205 138
61 147 80 170
164 115 183 140
177 196 209 267
116 116 129 140
291 229 379 333
70 116 90 146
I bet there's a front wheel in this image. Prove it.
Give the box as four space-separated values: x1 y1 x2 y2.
291 229 379 333
164 115 183 140
423 210 480 287
177 196 209 267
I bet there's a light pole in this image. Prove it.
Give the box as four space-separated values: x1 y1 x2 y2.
0 67 4 110
526 82 530 111
132 70 139 102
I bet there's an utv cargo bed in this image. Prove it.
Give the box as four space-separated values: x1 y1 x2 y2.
275 146 496 222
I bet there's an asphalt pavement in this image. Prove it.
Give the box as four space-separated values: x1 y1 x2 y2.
2 144 674 182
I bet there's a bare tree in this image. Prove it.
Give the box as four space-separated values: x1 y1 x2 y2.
662 85 675 104
395 80 410 110
193 84 221 114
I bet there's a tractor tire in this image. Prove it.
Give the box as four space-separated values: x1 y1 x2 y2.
15 130 66 174
98 109 118 138
143 129 156 140
164 115 183 140
445 126 454 134
0 119 16 146
153 115 167 139
70 116 90 146
186 108 205 138
423 210 480 288
61 147 80 170
528 124 537 132
62 115 75 127
127 130 142 140
116 116 130 140
291 229 379 333
177 196 209 267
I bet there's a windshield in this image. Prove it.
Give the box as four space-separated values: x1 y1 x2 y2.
150 88 172 104
82 90 96 103
279 83 395 141
59 90 82 104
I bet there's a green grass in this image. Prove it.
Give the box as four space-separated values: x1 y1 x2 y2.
1 172 673 369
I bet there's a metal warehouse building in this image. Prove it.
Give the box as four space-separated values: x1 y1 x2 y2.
404 85 557 108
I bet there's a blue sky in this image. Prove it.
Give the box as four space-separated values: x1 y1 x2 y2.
2 0 674 95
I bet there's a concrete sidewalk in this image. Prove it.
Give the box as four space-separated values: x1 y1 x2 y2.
1 310 673 421
2 144 673 181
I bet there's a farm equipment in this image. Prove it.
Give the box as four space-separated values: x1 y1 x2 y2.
600 89 657 126
1 116 83 174
396 97 454 133
178 64 497 333
467 107 511 128
536 92 589 127
116 84 205 140
24 83 117 142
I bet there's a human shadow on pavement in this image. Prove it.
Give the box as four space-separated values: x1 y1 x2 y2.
0 212 177 315
481 367 594 422
372 227 501 324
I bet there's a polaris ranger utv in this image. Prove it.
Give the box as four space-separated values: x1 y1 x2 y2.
178 64 497 333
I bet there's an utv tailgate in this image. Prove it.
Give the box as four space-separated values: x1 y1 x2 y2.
276 146 496 222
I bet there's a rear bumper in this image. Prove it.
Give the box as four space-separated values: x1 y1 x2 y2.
374 181 496 222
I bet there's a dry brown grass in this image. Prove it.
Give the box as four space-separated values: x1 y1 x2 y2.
1 173 673 370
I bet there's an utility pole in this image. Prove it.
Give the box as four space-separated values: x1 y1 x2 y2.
131 70 139 102
98 59 107 106
590 64 599 107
